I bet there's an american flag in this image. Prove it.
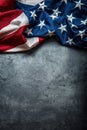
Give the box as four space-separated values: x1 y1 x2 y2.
0 0 87 52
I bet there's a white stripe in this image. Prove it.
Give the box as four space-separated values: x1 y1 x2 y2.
16 0 43 5
0 12 29 39
5 37 39 52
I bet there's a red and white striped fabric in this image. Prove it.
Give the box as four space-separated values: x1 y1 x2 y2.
0 0 44 52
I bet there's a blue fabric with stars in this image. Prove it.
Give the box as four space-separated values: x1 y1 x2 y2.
16 0 87 48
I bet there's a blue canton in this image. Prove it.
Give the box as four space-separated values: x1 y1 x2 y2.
16 0 87 48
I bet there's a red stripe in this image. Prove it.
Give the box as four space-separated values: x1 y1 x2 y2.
0 0 15 12
0 25 28 52
39 37 45 43
0 10 23 29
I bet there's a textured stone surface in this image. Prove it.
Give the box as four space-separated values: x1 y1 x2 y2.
0 38 87 130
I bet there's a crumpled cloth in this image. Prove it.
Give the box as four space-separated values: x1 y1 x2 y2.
0 0 87 52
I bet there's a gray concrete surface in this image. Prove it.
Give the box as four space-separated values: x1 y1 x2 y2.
0 38 87 130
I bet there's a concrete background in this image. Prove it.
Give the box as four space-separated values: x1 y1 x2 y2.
0 38 87 130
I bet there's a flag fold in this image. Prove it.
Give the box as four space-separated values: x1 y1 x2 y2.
0 0 87 52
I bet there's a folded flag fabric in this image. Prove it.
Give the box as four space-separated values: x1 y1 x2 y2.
0 0 87 52
0 0 44 52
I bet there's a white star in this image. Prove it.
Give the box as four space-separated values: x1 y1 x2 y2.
67 14 76 22
25 28 33 35
71 23 78 28
61 0 67 4
39 2 47 11
53 8 61 16
30 11 37 20
75 0 84 10
50 8 61 20
59 24 67 33
50 14 58 20
47 30 55 37
77 30 86 39
66 37 74 46
38 20 45 29
81 19 87 25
